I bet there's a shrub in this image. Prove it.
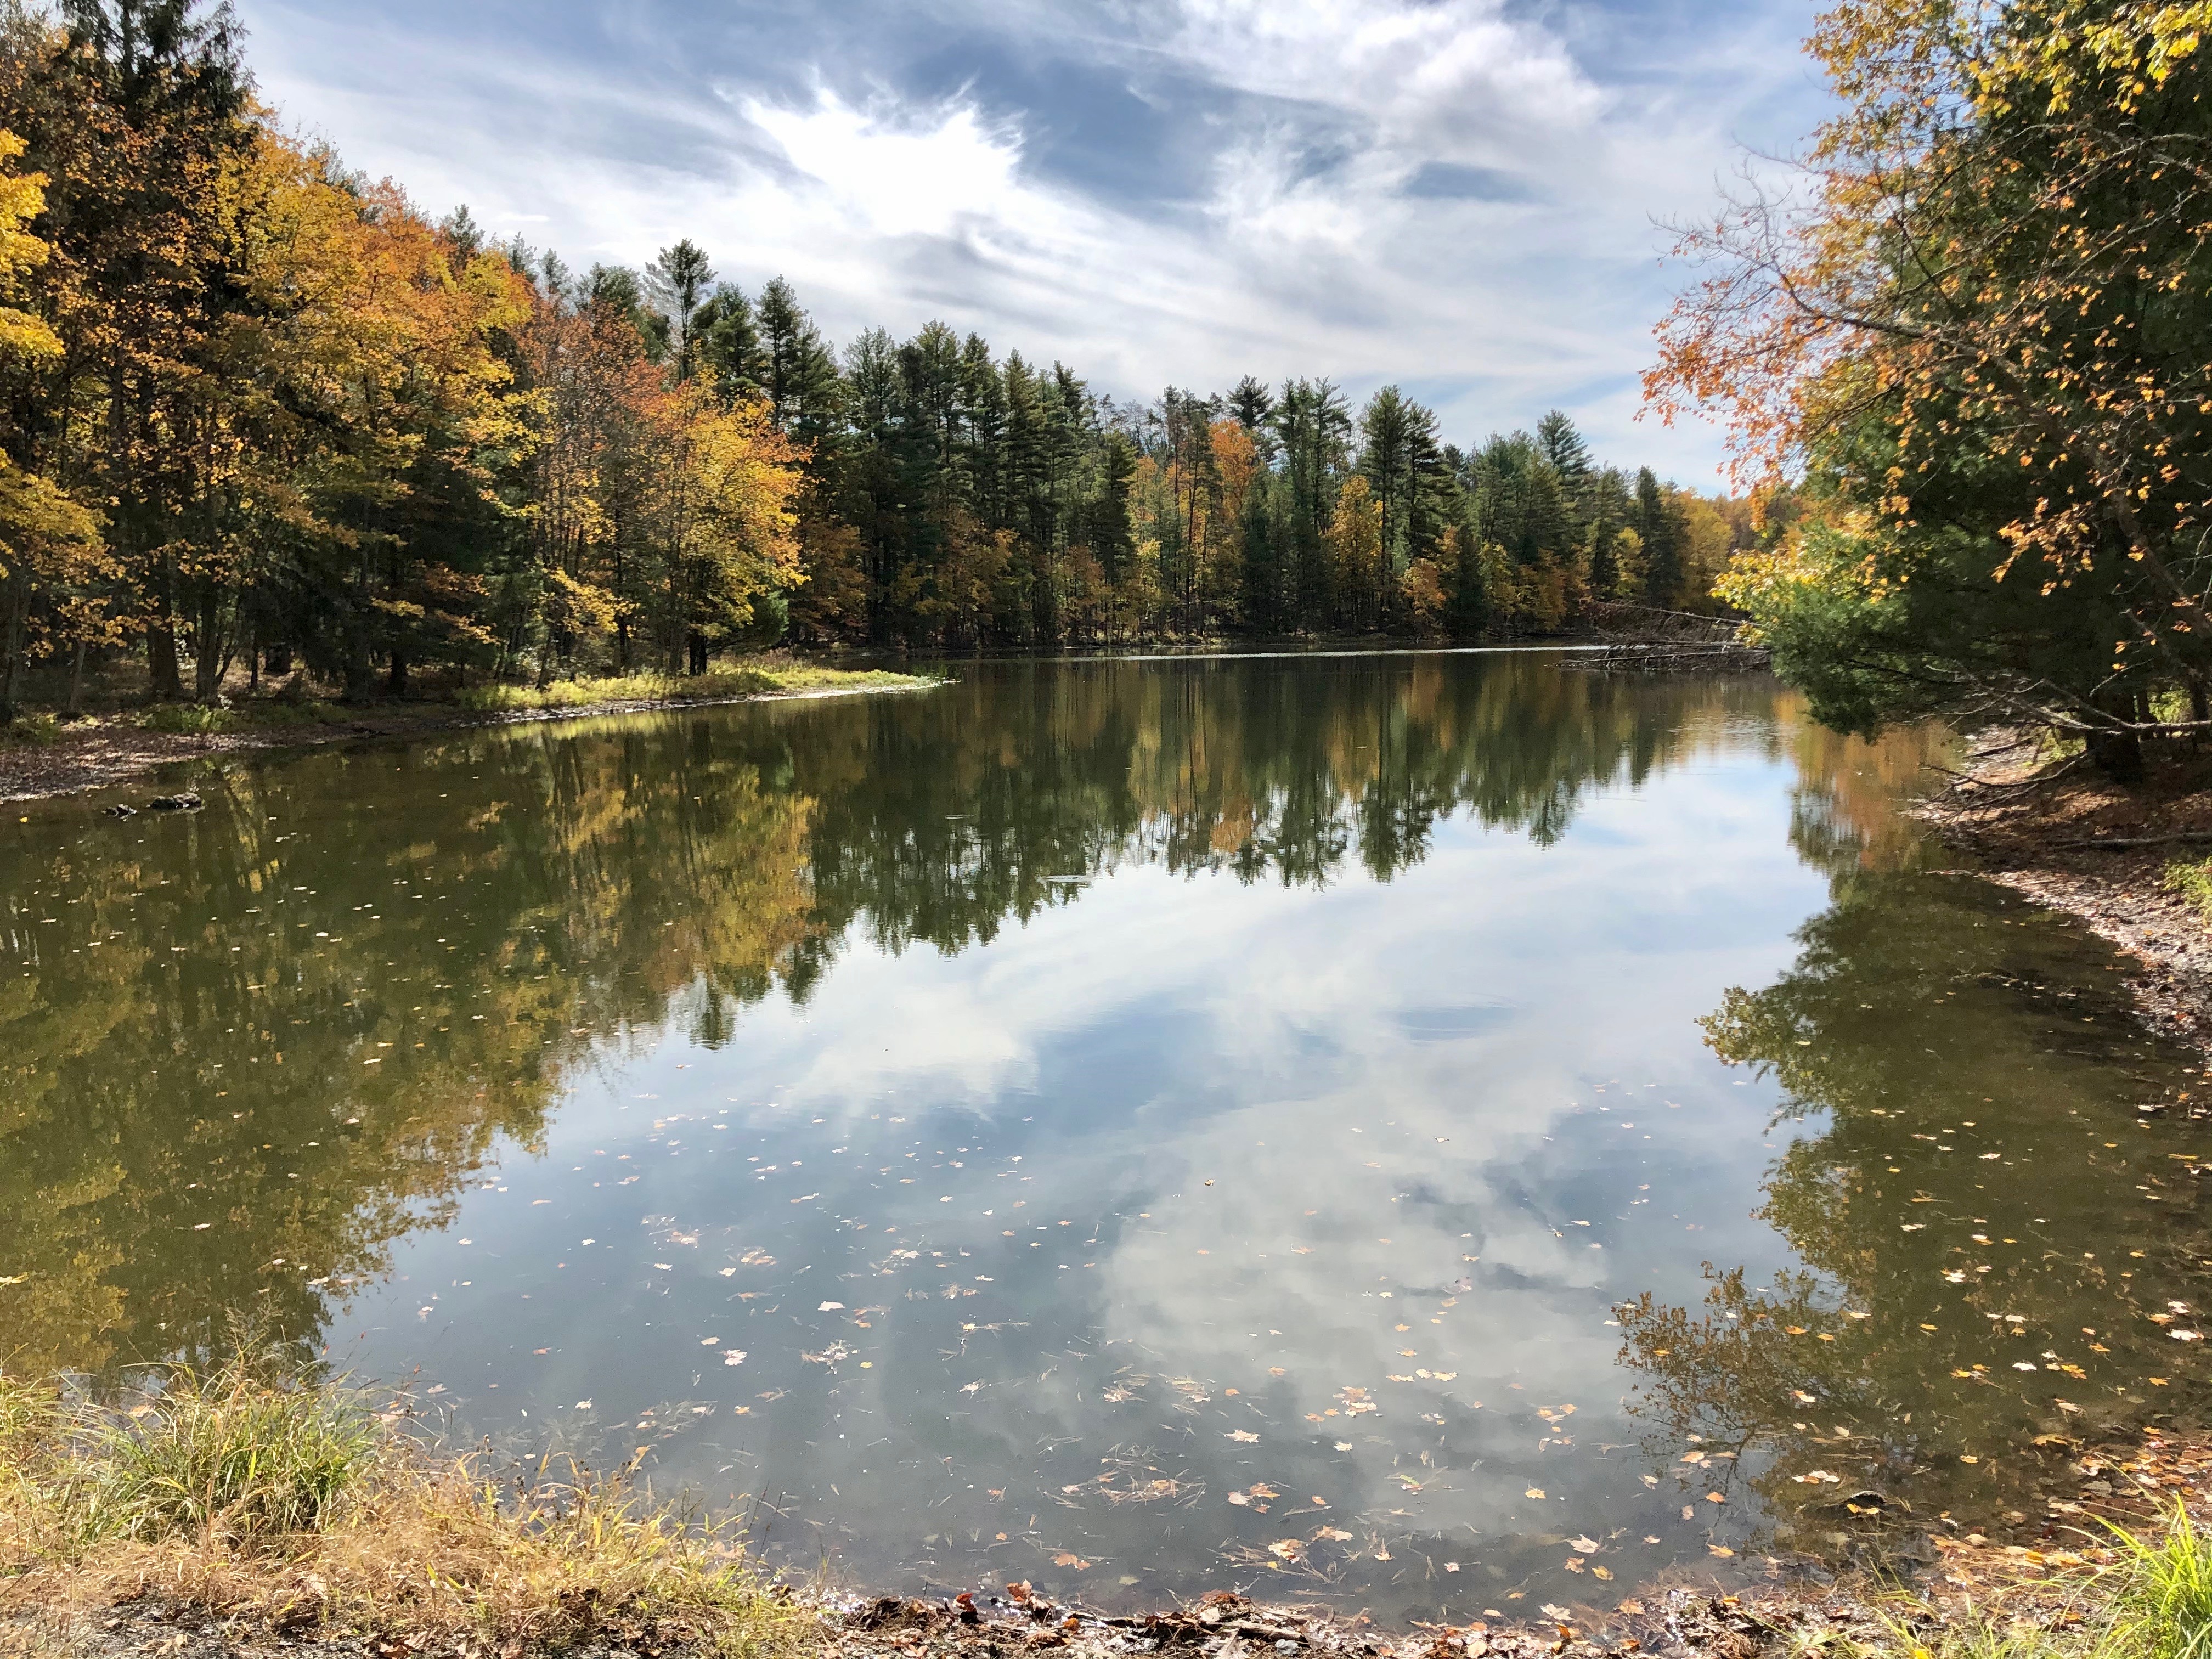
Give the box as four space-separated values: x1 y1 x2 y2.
2 713 59 746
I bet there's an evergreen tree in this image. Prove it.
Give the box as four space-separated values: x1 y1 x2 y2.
692 282 766 400
644 238 714 379
1635 466 1683 607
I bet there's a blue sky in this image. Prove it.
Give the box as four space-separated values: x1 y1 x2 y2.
235 0 1829 482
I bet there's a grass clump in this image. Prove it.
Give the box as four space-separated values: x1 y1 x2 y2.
1 713 59 746
0 1356 820 1658
2162 856 2212 923
1856 1504 2212 1659
2105 1503 2212 1659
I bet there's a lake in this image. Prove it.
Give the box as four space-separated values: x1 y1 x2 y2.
3 649 2207 1621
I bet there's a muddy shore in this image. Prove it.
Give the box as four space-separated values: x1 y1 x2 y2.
1913 743 2212 1053
0 679 935 807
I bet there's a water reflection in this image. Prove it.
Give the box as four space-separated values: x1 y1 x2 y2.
1618 727 2211 1556
0 654 1771 1378
1 651 2202 1618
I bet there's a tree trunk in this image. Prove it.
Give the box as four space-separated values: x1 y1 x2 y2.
147 563 183 701
0 578 23 722
687 630 709 675
194 595 228 702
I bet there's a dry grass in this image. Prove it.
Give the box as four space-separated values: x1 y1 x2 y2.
0 1359 822 1658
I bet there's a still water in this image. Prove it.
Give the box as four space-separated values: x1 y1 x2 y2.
4 651 2209 1618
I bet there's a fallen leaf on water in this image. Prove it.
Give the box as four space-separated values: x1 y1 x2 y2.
1317 1527 1352 1542
1571 1536 1600 1551
1709 1545 1735 1558
1268 1539 1306 1561
1592 1566 1614 1581
1706 1493 1726 1504
1525 1488 1547 1500
1226 1430 1260 1443
1052 1553 1091 1570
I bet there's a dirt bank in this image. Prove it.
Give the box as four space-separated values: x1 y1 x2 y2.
1915 740 2212 1053
0 673 934 806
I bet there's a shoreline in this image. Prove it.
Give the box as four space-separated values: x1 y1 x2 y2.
7 1401 2205 1659
0 670 938 807
1912 742 2212 1053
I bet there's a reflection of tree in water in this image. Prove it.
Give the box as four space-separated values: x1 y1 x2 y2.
1617 727 2212 1557
0 653 1771 1376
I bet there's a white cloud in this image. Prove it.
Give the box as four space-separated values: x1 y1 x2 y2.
233 0 1820 475
741 91 1031 242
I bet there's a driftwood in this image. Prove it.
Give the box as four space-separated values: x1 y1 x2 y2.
2049 830 2212 850
1566 603 1771 674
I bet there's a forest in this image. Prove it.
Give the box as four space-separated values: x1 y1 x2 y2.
0 1 1746 715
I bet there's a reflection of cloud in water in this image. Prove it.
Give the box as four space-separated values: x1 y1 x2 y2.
7 653 2083 1620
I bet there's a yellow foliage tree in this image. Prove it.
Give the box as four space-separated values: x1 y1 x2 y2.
0 127 107 716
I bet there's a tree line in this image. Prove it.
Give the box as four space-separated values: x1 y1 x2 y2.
0 0 1743 712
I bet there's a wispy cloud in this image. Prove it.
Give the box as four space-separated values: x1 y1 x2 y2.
236 0 1825 477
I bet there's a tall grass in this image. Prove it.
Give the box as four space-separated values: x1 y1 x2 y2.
67 1362 380 1543
2106 1503 2212 1659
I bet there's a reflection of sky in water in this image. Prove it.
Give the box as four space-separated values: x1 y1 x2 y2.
331 707 1833 1616
10 653 2200 1622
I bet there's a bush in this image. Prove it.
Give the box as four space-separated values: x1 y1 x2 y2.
2 713 59 746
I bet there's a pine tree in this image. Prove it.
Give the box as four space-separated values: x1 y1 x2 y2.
692 283 766 401
1635 467 1683 608
644 238 714 380
1534 410 1594 518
